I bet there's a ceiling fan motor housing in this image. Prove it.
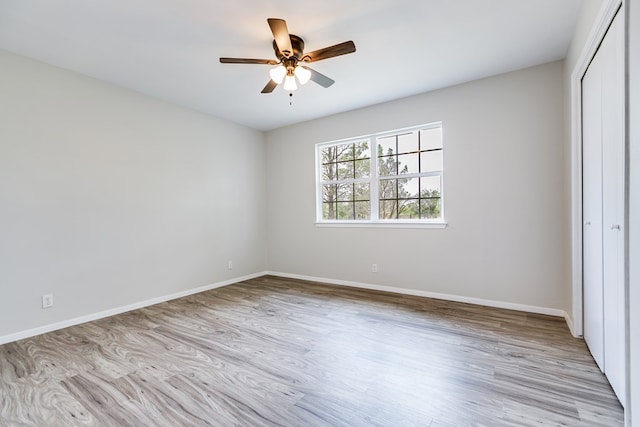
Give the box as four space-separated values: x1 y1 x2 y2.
273 34 305 60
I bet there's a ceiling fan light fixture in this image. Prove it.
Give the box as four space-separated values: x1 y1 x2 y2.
269 65 286 84
294 66 311 85
283 75 298 91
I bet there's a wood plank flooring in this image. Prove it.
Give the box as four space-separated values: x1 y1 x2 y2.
0 275 624 426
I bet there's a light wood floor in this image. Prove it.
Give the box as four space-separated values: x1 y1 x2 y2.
0 275 624 426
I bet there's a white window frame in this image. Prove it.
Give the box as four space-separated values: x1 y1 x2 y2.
315 122 446 229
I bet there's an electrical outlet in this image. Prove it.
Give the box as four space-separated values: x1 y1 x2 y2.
228 260 233 270
372 263 378 273
42 294 54 309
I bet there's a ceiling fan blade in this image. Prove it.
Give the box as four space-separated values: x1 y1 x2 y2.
268 18 293 58
304 41 356 62
220 57 278 65
304 66 335 88
261 79 278 93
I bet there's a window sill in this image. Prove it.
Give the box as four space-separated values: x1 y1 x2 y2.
315 221 447 229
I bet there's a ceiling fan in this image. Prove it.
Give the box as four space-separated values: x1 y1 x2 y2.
220 18 356 93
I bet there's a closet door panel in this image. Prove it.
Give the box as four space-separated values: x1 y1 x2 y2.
601 13 626 404
582 50 604 371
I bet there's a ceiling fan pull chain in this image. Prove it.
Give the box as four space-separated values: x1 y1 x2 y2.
289 92 293 106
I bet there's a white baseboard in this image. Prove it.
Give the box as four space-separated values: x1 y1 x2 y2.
0 272 267 346
266 271 569 319
1 270 572 346
564 312 581 338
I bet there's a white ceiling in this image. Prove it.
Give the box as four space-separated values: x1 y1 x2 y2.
0 0 582 131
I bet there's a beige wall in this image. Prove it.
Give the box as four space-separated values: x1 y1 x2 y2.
0 50 268 339
265 61 567 313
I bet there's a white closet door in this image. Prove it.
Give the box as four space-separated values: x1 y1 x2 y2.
582 50 604 371
601 13 626 404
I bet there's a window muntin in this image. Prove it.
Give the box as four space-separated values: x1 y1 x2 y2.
320 141 371 220
317 123 444 223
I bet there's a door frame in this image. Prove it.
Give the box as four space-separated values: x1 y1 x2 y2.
570 0 629 416
570 0 622 338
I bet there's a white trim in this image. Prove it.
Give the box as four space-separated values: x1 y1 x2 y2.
565 312 577 337
267 271 568 319
315 221 447 229
370 136 380 221
571 0 623 339
1 270 571 346
315 122 442 149
0 272 267 346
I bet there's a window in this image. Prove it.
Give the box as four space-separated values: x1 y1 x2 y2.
316 123 444 225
